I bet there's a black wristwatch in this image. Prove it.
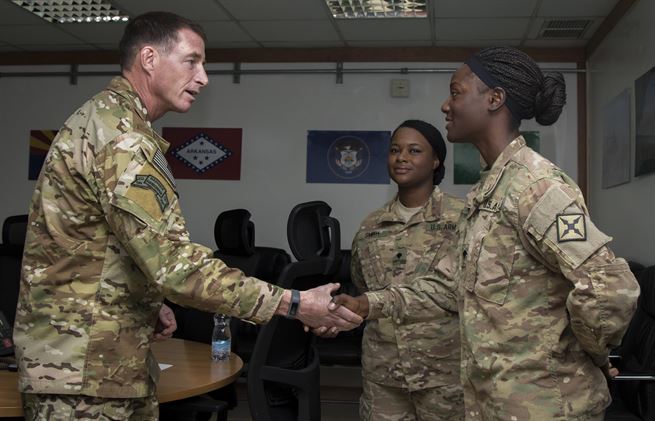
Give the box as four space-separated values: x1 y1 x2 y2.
286 289 300 319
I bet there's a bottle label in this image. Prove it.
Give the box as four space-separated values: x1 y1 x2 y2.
212 339 231 361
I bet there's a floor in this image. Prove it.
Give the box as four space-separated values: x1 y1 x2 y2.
225 365 362 421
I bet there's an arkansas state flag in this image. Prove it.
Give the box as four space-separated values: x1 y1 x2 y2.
162 127 242 180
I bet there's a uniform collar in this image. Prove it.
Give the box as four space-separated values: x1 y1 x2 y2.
465 135 526 215
377 186 442 225
106 76 171 153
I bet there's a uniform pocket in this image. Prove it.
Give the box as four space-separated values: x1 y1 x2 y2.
463 209 516 305
357 241 391 291
474 221 517 305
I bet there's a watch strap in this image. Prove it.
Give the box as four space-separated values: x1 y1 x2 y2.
286 289 300 319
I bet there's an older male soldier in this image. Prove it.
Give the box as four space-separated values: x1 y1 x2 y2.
13 11 361 420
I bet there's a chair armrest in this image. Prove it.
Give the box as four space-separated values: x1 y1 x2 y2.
613 372 655 381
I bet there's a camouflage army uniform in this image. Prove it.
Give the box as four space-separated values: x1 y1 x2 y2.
352 187 465 421
370 136 640 420
13 77 284 411
22 393 158 421
452 136 639 420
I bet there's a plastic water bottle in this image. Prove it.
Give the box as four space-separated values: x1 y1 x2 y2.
211 314 231 361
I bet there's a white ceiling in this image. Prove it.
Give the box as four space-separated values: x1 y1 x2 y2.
0 0 621 53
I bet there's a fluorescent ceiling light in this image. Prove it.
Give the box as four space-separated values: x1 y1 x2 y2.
326 0 427 18
12 0 129 24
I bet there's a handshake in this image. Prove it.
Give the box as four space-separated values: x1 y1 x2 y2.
286 283 370 336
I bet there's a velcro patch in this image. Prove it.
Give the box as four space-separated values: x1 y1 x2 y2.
131 174 169 212
556 213 586 242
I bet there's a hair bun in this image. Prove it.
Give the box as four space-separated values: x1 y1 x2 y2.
433 165 445 185
534 72 566 126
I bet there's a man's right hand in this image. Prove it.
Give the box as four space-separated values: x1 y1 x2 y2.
293 283 363 331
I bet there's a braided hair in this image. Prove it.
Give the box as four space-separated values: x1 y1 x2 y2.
472 46 567 126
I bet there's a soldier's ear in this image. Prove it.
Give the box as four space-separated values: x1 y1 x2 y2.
488 87 506 112
138 45 158 74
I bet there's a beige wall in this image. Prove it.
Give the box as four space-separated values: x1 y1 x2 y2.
0 62 578 252
588 0 655 265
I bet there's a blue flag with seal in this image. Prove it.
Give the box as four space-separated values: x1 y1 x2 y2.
306 130 390 184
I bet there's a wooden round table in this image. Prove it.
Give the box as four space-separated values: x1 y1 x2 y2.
0 338 243 417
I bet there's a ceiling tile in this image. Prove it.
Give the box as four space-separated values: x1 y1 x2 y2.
0 1 48 25
112 0 230 21
96 43 122 51
434 39 521 47
0 24 85 45
241 20 340 42
348 40 433 47
581 18 604 40
435 18 529 40
538 0 619 17
218 0 329 20
523 39 588 47
200 21 255 43
15 44 102 51
336 19 431 41
260 41 345 48
205 41 261 49
434 0 539 18
55 23 128 45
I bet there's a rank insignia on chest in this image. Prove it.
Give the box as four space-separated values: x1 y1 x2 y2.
132 174 169 212
556 213 586 242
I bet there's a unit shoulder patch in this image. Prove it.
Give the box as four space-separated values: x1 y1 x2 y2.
131 174 169 212
556 213 586 242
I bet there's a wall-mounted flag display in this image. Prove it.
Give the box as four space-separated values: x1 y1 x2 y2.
29 129 58 180
162 127 242 180
306 130 390 184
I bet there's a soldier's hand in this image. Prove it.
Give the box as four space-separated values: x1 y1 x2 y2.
305 325 340 338
154 303 177 341
601 361 620 379
296 283 363 331
328 293 370 319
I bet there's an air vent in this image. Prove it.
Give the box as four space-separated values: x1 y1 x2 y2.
539 19 592 39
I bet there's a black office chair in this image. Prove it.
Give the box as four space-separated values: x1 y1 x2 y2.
164 209 291 419
212 210 291 363
0 214 28 327
172 210 261 347
247 201 342 421
605 265 655 421
2 214 28 246
171 209 290 353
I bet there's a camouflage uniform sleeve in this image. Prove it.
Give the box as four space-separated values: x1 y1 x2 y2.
95 133 284 324
365 244 459 322
518 179 640 366
350 231 368 295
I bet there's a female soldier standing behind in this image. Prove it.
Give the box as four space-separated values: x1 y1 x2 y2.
351 120 464 421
